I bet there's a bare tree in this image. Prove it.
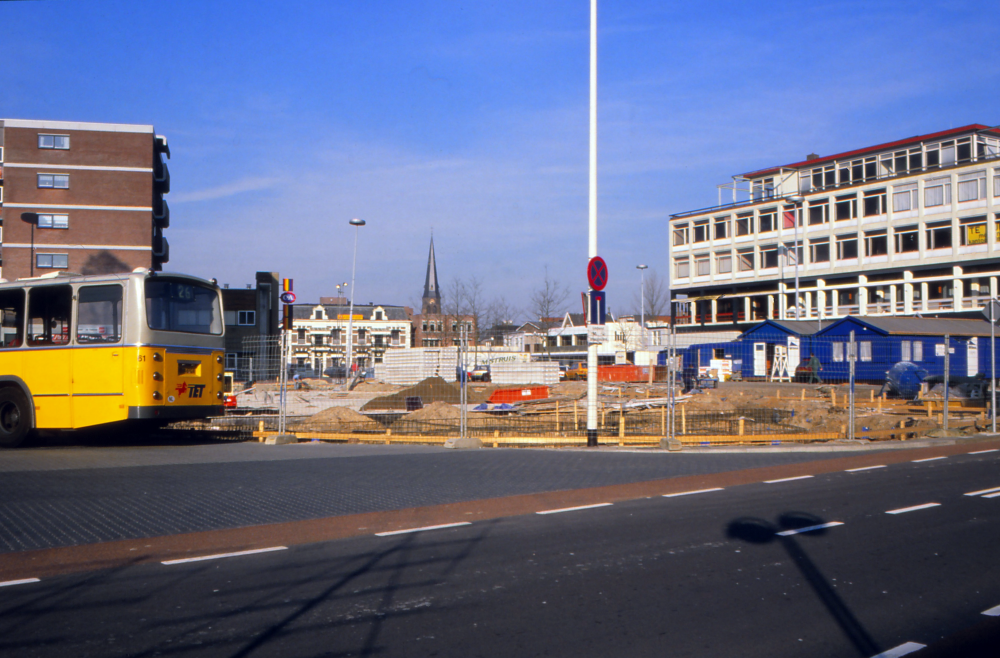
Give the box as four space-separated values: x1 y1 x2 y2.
482 295 521 344
631 269 668 319
530 268 571 322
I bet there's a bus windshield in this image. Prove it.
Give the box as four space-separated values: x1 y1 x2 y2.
145 278 222 335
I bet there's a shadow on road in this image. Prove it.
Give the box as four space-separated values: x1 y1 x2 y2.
23 423 247 450
727 512 880 657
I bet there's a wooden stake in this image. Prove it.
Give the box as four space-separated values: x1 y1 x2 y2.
602 404 606 428
777 389 781 399
661 405 665 435
574 399 579 430
870 390 874 402
877 396 882 411
738 417 745 436
681 405 687 435
619 403 625 442
832 390 837 406
801 389 805 401
556 400 560 432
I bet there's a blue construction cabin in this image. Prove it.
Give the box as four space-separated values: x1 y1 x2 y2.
813 317 1000 384
671 320 832 382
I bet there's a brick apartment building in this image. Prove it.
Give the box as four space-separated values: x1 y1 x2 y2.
0 118 170 280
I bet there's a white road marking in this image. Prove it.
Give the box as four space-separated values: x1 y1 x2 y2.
663 488 724 497
886 503 941 515
536 503 613 515
912 456 947 463
162 546 287 565
0 578 40 588
765 475 814 484
846 465 886 472
982 492 1000 499
870 642 926 658
776 521 844 537
375 523 472 537
964 486 1000 497
982 603 1000 616
969 449 999 455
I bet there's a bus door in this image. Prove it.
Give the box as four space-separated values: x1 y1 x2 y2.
71 284 125 427
26 285 73 427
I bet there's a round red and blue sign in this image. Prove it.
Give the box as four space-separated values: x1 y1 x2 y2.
279 291 297 304
587 256 608 291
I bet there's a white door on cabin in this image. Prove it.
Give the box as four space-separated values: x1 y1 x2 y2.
753 343 766 377
787 336 801 374
968 338 978 377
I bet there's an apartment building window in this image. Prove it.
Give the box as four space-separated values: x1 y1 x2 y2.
674 258 690 279
237 310 256 325
958 171 987 202
358 329 366 344
374 310 384 321
863 189 887 217
331 329 341 343
695 255 710 276
835 194 857 221
672 224 689 246
391 329 400 344
864 230 888 257
892 185 917 212
296 328 306 343
895 225 919 253
758 208 776 233
313 334 324 346
716 252 732 274
36 253 69 269
926 221 952 250
37 173 69 189
714 216 729 240
759 245 779 269
736 213 752 236
36 214 69 229
924 178 951 208
836 235 858 260
810 238 830 263
37 134 70 150
693 220 709 243
738 249 754 272
960 216 988 246
808 199 828 225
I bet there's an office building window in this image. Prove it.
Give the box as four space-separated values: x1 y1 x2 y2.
714 216 729 240
36 214 69 229
958 171 987 202
758 208 776 233
895 225 919 253
674 258 690 279
759 246 779 269
38 134 70 149
960 216 988 246
926 221 952 250
672 224 689 246
863 188 887 217
892 185 917 212
835 195 857 221
36 253 69 269
237 310 256 325
716 252 732 274
864 230 888 257
808 199 828 225
37 173 69 189
836 235 859 260
695 255 710 276
693 220 709 243
809 238 830 263
736 213 752 236
924 179 951 208
738 249 754 272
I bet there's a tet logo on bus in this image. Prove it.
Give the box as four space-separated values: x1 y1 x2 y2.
175 382 206 398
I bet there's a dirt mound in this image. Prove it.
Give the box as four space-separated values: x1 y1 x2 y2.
291 405 381 431
361 377 492 412
406 400 461 421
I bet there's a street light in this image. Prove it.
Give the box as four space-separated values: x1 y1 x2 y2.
335 281 347 371
636 264 648 350
344 218 366 385
20 213 38 277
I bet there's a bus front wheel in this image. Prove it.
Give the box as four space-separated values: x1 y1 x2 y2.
0 389 31 448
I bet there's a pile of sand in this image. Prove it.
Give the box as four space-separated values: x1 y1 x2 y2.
362 377 493 412
290 405 382 432
406 401 461 421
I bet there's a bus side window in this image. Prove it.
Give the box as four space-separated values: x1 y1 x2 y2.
27 285 72 347
77 285 123 344
0 289 26 348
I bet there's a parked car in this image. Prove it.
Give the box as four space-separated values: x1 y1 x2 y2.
565 362 588 380
469 364 491 382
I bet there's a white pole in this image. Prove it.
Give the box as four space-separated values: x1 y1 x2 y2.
586 0 599 447
794 209 800 319
992 298 997 434
344 218 365 388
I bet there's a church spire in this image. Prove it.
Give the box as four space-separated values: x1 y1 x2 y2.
422 236 441 315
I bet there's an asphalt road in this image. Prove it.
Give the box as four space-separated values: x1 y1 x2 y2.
1 442 1000 657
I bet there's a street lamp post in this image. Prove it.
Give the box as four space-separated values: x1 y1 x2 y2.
335 281 347 372
344 218 366 386
636 264 648 350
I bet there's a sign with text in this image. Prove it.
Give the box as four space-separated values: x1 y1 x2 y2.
588 324 607 344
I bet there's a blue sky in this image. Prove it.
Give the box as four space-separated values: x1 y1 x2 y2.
2 0 999 319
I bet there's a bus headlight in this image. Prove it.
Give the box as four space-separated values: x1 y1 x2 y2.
153 353 163 362
217 373 223 381
152 372 163 381
216 355 223 364
217 391 224 400
152 391 162 400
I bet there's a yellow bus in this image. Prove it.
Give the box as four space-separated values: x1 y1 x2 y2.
0 269 225 447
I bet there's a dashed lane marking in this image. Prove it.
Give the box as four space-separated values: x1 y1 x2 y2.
375 523 472 537
912 456 947 463
663 488 724 497
870 642 926 658
0 578 40 588
982 603 1000 617
765 475 814 484
776 521 844 537
886 503 941 515
982 492 1000 499
969 449 999 455
536 503 613 515
847 465 887 472
162 546 287 565
964 486 1000 497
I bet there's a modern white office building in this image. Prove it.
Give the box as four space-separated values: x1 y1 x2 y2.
669 124 1000 330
